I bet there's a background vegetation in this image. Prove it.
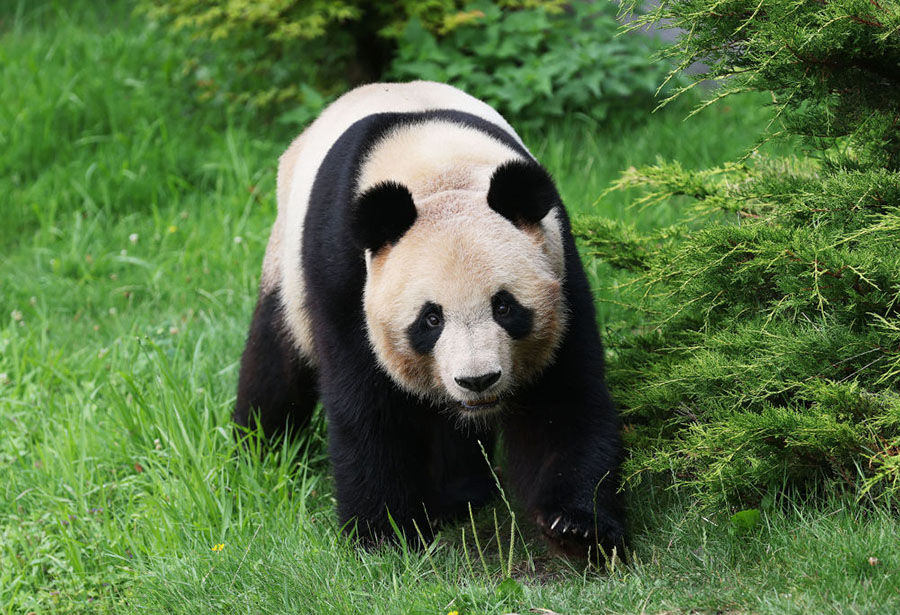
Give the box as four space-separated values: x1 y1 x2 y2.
136 0 675 126
1 0 898 613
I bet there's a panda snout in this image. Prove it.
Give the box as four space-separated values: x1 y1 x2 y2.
454 371 501 393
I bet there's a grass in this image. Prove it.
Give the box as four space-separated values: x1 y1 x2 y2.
1 1 897 613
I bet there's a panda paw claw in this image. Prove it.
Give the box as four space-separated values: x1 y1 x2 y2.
536 509 626 565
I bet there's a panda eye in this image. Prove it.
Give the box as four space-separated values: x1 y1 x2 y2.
408 302 443 354
492 290 533 339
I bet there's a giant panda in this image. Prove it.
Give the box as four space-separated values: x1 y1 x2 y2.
234 81 625 560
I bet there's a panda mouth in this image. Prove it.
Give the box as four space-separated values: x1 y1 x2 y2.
459 395 501 411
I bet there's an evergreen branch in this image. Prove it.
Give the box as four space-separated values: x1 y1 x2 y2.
600 0 900 502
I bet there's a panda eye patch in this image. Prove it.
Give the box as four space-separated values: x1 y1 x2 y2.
492 290 533 340
407 301 444 354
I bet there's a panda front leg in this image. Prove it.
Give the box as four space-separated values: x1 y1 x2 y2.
501 364 626 563
502 398 626 562
324 395 436 546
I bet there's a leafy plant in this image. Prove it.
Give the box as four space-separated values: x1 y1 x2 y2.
136 0 573 123
137 0 359 119
389 1 675 126
730 509 761 536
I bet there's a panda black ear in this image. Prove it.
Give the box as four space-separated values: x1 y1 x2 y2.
487 159 560 228
350 181 417 253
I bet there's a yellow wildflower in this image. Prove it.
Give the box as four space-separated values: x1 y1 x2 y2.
211 543 225 552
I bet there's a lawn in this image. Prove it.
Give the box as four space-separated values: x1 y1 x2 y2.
1 2 897 614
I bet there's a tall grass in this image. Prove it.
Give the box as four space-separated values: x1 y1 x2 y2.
1 1 897 613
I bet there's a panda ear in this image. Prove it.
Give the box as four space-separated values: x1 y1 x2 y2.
487 159 560 228
350 181 417 253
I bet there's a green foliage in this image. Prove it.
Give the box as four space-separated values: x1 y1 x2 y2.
622 0 900 171
389 1 675 125
580 0 900 502
137 0 358 117
137 0 676 126
587 159 900 501
136 0 572 122
730 508 761 535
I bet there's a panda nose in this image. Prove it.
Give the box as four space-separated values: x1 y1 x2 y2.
455 371 501 393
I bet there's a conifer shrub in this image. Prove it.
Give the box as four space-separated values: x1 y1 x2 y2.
581 1 900 503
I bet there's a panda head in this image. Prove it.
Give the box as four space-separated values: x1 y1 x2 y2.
351 159 568 416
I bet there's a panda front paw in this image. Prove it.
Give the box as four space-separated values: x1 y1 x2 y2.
536 508 626 565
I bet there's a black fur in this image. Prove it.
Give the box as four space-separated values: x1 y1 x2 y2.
406 302 444 355
234 290 318 441
236 109 625 560
491 290 533 340
350 181 417 253
487 159 561 228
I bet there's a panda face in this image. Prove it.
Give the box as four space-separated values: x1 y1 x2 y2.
363 193 566 415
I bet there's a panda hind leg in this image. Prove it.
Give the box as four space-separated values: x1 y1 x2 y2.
428 418 499 522
234 289 318 444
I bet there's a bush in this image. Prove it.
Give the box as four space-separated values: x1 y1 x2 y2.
138 0 363 123
388 1 674 125
137 0 673 126
578 1 900 503
137 1 553 120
